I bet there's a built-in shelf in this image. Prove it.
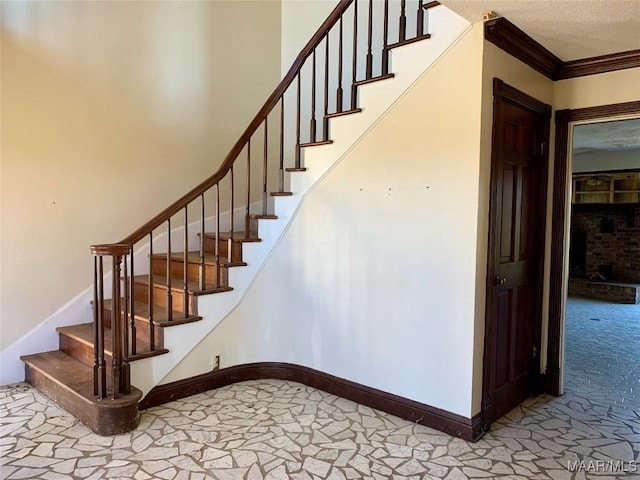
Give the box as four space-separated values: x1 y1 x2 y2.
572 172 640 204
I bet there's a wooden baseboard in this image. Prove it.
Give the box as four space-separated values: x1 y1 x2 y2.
140 362 484 442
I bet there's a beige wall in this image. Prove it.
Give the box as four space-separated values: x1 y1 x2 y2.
163 20 484 418
281 0 335 77
554 68 640 111
0 1 281 350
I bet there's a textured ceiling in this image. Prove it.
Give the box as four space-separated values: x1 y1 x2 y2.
440 0 640 61
438 0 640 153
573 118 640 154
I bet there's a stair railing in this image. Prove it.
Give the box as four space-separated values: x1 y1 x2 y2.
90 0 440 400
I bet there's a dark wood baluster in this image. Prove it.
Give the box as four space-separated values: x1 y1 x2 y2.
121 257 131 395
382 0 389 74
98 256 106 398
229 166 235 261
122 255 130 371
129 250 136 355
295 75 301 168
262 118 268 216
93 256 106 399
92 256 98 396
310 50 317 143
350 1 358 110
183 207 188 316
399 0 407 42
92 256 97 395
122 256 131 393
199 195 205 291
279 98 285 190
417 0 424 36
215 183 221 288
166 219 173 321
111 255 122 399
245 139 252 236
323 35 330 140
337 19 344 113
366 0 373 79
148 234 155 351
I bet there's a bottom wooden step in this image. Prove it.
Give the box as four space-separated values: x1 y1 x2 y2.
21 350 141 435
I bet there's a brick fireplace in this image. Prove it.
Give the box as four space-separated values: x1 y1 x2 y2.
568 204 640 303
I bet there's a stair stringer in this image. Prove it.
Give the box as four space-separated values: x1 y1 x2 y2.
131 6 472 397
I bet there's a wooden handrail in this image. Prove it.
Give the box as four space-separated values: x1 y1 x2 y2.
88 0 439 400
98 0 354 249
90 244 131 256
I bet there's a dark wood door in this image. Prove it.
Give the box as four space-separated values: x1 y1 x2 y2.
483 79 550 426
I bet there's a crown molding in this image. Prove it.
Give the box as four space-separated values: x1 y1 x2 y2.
484 17 561 80
557 49 640 79
485 17 640 81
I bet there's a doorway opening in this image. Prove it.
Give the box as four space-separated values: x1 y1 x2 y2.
547 100 640 397
563 117 640 412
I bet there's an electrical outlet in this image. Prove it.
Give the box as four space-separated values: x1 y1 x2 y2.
212 355 220 371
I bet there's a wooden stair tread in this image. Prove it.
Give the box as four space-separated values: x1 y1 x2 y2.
133 274 233 295
21 350 95 397
325 108 362 119
201 231 261 242
57 323 167 358
103 298 203 326
299 140 333 148
387 33 431 51
353 73 395 87
21 350 142 435
152 251 246 267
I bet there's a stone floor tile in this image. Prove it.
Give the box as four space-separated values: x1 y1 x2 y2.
0 298 638 479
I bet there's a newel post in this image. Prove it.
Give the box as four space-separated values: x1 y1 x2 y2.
90 243 132 400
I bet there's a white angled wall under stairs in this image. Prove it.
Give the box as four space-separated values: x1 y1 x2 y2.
156 6 475 414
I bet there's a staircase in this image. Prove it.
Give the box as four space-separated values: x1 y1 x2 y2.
21 0 470 435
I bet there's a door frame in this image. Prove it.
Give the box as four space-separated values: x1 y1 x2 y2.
482 79 552 427
545 100 640 395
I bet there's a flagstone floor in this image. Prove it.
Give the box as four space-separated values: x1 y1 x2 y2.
1 297 639 480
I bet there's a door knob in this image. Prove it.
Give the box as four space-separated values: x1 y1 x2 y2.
495 276 507 285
